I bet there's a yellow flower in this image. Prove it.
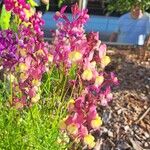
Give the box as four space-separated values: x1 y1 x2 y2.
23 8 35 26
36 49 45 56
84 134 95 149
82 69 93 81
91 115 102 129
18 63 28 72
32 79 41 87
15 85 21 93
48 54 53 62
14 102 24 109
90 61 96 69
69 51 82 63
94 75 104 87
20 73 28 82
20 48 27 57
59 119 67 130
101 56 111 68
67 123 78 135
67 99 75 110
31 94 40 103
25 8 36 18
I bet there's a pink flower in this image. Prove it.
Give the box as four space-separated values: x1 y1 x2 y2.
71 3 80 16
78 125 88 138
110 72 119 85
98 44 107 59
28 87 36 98
74 97 85 109
87 105 97 122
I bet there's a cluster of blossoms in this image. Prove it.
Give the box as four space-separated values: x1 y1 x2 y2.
52 4 118 149
4 0 30 21
28 12 45 36
0 1 50 107
3 0 44 35
0 30 18 68
0 26 50 107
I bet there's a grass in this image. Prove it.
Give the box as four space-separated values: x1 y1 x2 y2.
0 69 70 150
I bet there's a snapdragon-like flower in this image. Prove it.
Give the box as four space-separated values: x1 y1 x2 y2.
55 4 118 149
3 0 44 36
83 134 96 149
0 30 19 69
52 3 89 68
0 22 50 106
4 0 30 21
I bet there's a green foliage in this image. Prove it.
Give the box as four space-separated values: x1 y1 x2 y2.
0 74 69 150
58 0 72 7
107 0 150 14
27 0 39 7
0 5 11 30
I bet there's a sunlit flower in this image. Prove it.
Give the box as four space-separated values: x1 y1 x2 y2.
36 49 45 56
67 123 78 135
94 75 104 87
48 54 53 62
14 101 24 109
59 118 67 130
18 63 28 72
32 79 41 87
19 48 27 57
84 134 95 149
69 51 82 63
90 61 96 69
110 72 119 85
91 115 102 129
101 55 111 68
67 99 75 112
82 69 93 81
31 93 40 103
20 73 28 82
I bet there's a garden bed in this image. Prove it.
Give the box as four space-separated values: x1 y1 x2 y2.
95 49 150 150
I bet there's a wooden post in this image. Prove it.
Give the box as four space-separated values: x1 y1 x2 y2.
78 0 88 10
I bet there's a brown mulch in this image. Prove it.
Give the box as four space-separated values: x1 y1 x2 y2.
95 48 150 150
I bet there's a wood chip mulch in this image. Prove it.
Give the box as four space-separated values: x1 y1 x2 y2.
95 48 150 150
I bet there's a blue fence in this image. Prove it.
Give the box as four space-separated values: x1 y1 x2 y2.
42 12 119 41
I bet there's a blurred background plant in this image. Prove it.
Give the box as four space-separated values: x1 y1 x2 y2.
107 0 150 14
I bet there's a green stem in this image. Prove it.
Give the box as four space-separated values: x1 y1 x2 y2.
60 74 68 101
69 76 77 99
9 73 13 105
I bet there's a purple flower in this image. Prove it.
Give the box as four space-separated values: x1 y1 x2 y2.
0 30 19 69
